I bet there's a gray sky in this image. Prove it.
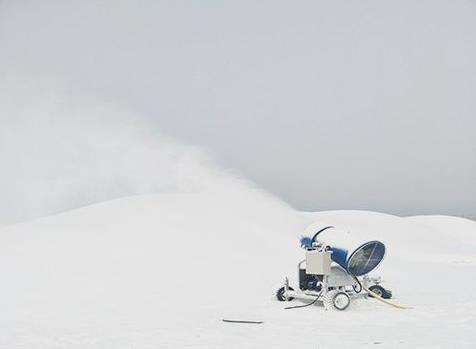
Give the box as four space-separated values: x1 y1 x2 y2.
1 0 475 218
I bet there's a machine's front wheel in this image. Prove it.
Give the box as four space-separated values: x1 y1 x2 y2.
276 286 294 301
324 290 351 310
333 292 351 310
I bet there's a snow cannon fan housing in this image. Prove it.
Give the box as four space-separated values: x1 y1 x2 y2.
301 227 386 277
330 241 385 276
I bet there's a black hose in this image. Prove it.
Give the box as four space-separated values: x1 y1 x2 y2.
352 276 362 293
284 291 323 310
311 226 334 243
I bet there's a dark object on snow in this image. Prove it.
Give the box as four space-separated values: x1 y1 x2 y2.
222 319 263 324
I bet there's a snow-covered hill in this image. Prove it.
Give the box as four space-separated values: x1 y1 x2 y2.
0 188 475 348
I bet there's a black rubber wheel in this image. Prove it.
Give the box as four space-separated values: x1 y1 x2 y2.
323 290 351 311
368 285 392 299
324 290 351 311
276 286 294 301
332 291 351 310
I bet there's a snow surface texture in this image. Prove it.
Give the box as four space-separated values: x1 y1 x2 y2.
0 187 475 348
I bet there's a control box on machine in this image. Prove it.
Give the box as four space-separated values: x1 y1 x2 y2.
305 250 331 275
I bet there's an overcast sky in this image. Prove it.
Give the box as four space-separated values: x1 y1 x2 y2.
1 0 475 219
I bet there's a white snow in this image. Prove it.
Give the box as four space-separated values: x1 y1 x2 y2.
0 188 475 348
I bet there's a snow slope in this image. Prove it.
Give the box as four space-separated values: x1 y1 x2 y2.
0 189 475 348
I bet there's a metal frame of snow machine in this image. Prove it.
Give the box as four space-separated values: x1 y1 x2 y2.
276 227 392 311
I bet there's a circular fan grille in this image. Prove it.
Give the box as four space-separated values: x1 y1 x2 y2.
347 241 385 276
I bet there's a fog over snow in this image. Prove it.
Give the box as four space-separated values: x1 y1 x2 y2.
1 0 475 221
0 84 241 225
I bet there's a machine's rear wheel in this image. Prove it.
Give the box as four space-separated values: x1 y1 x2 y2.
276 286 294 301
368 285 392 299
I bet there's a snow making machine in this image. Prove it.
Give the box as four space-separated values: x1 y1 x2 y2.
276 226 393 311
